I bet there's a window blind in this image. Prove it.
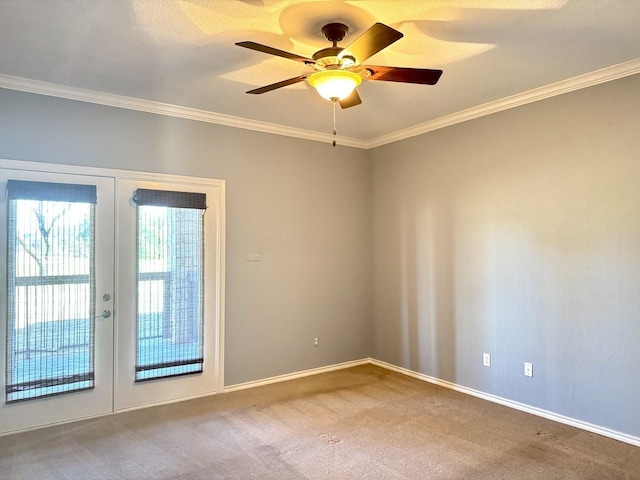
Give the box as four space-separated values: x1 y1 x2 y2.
132 189 206 210
133 189 206 382
5 180 97 403
7 179 98 203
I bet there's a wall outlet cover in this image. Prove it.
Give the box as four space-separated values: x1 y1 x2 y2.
483 353 491 367
524 362 533 377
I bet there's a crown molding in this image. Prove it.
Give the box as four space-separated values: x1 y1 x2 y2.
2 57 639 151
367 58 640 149
0 74 368 150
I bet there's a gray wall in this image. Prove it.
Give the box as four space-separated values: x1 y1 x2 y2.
3 73 640 439
0 89 373 386
371 74 640 437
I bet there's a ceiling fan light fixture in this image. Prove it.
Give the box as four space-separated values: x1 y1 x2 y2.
308 70 362 101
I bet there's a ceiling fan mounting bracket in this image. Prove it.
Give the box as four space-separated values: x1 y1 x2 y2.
322 23 349 46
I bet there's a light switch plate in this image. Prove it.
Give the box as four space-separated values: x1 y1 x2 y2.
246 250 261 262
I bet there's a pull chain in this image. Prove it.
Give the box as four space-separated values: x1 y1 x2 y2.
332 98 337 147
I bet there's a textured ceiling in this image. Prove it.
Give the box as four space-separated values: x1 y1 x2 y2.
0 0 639 142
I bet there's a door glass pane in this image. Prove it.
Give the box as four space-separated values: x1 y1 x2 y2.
135 199 205 382
5 182 96 403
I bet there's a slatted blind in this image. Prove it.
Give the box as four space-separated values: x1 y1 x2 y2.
133 189 206 382
5 180 97 403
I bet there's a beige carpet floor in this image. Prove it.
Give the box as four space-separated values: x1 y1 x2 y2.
1 364 638 479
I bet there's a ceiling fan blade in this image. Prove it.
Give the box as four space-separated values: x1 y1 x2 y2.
366 66 443 85
339 89 362 109
338 23 403 64
246 74 309 94
236 41 315 65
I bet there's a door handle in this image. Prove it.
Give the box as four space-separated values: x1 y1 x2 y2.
95 310 111 319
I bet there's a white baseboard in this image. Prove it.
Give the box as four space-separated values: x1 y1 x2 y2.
224 358 370 393
369 358 640 448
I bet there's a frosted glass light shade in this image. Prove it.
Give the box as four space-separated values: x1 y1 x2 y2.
308 70 362 101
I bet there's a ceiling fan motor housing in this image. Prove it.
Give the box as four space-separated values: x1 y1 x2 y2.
312 47 343 62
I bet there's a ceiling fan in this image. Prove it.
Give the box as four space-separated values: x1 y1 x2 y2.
236 22 443 109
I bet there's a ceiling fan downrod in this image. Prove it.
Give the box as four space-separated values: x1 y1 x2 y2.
332 99 337 147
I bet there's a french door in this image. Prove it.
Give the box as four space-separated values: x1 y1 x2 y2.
1 162 224 435
0 169 115 433
115 177 223 411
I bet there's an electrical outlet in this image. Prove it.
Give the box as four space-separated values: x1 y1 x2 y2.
483 353 491 367
314 337 319 347
524 362 533 377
